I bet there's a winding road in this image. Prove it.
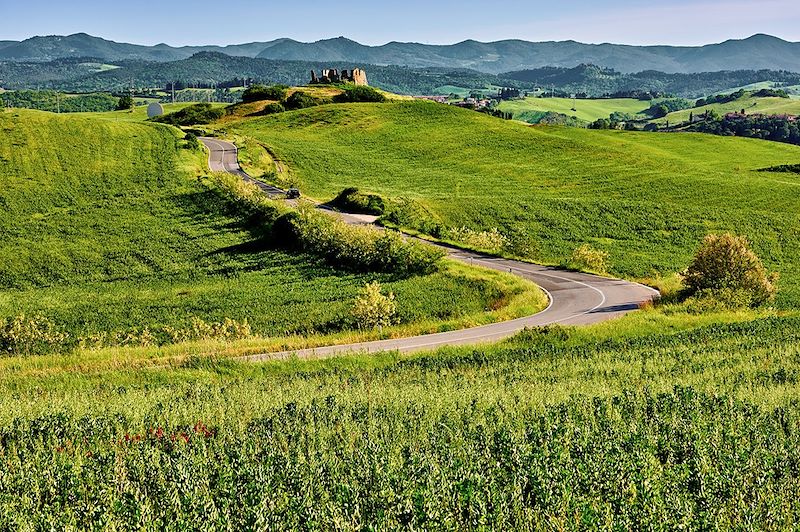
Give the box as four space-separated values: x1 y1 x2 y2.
201 137 659 360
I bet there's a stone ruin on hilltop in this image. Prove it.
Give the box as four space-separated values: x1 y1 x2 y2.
310 68 368 86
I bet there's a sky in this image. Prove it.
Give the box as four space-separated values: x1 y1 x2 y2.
1 0 799 47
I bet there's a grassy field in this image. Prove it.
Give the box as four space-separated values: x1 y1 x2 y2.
227 101 800 307
497 96 654 123
3 96 800 528
1 310 799 528
0 108 543 351
655 95 800 124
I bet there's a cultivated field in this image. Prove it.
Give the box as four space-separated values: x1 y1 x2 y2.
1 311 798 528
229 101 800 306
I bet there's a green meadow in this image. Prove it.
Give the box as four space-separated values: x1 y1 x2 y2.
2 95 800 528
655 94 800 124
228 101 800 306
497 96 654 122
0 109 536 348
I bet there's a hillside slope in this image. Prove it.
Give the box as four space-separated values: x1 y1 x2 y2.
655 95 800 124
0 109 515 345
231 101 800 305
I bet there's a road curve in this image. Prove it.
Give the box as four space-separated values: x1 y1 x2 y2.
200 137 659 360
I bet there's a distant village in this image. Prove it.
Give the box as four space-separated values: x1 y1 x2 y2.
416 87 523 111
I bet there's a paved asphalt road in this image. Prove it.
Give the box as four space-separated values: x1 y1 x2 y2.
200 137 659 360
201 137 285 196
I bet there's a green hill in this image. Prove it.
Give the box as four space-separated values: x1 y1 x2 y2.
497 96 654 123
230 101 800 306
0 109 529 350
655 95 800 124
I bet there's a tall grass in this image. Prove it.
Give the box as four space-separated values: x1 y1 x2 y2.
0 314 799 527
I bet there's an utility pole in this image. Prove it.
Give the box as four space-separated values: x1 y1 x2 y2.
56 91 60 114
172 81 176 104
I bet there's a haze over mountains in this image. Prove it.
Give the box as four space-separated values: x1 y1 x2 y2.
1 33 800 74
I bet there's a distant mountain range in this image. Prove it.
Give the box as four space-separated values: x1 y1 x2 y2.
1 33 800 74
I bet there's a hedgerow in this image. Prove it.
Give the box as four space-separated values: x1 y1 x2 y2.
210 174 444 276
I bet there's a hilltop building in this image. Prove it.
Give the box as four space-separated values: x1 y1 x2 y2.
310 68 368 86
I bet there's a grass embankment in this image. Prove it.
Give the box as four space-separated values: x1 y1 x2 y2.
497 96 655 123
78 102 228 122
0 312 799 528
0 109 544 352
655 95 800 125
229 101 800 306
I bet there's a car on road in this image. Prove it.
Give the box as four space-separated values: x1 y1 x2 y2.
286 188 301 199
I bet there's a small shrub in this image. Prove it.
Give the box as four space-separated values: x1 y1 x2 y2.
333 86 387 103
352 281 396 330
283 91 319 110
683 233 778 307
184 132 200 150
262 102 285 115
329 187 386 215
503 225 538 258
0 315 68 356
448 226 508 253
569 244 609 274
242 84 289 103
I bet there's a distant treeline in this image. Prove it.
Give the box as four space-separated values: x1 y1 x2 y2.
0 90 119 112
0 53 512 96
687 114 800 146
504 65 800 99
3 53 800 98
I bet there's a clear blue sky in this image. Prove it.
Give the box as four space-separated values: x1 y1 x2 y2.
2 0 798 46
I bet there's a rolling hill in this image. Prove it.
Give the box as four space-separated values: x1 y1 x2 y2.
655 94 800 124
3 33 800 75
228 101 800 306
497 96 656 123
0 108 522 348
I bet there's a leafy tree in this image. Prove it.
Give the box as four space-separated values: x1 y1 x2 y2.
352 281 397 330
684 233 778 307
569 244 609 274
588 118 611 130
116 94 134 110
